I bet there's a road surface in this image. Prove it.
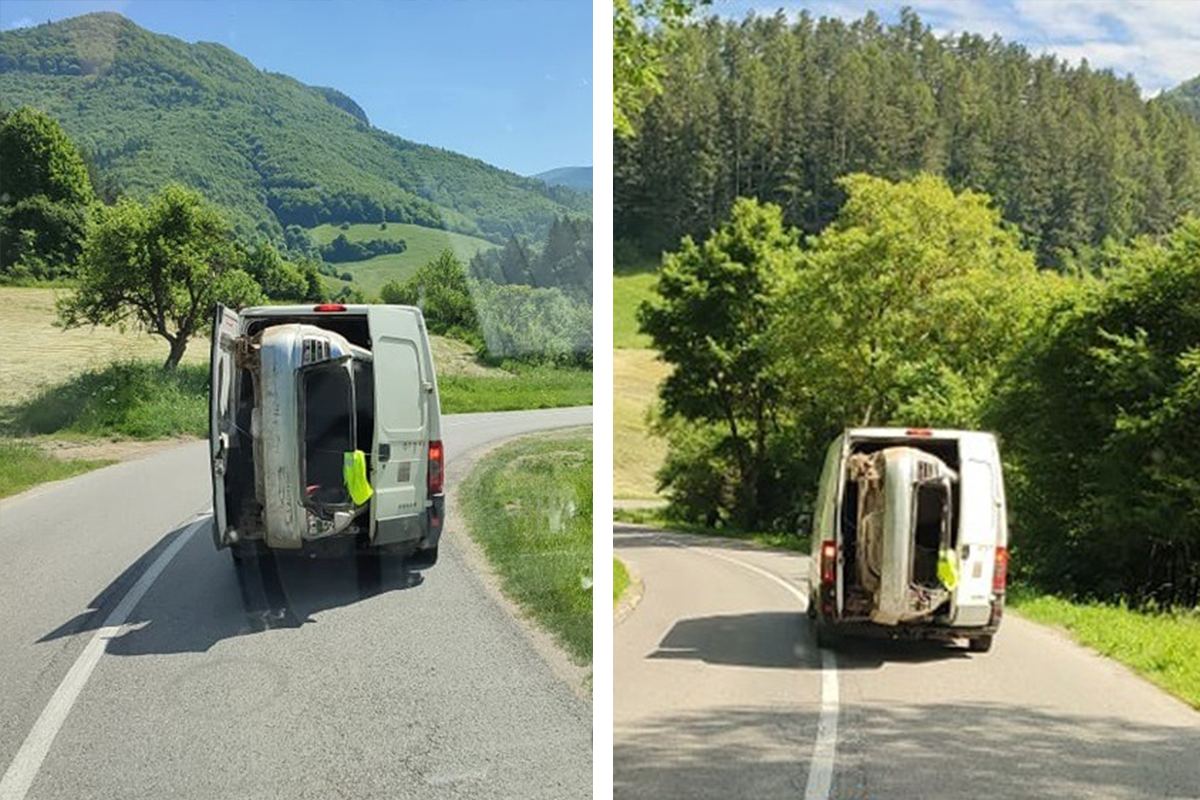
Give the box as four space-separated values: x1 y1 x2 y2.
0 408 592 800
614 525 1200 800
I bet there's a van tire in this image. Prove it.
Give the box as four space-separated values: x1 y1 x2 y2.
968 635 993 653
408 546 439 570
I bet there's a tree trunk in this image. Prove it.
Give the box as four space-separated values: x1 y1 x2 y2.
163 336 188 371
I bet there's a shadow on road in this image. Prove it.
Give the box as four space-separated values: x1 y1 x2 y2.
38 519 425 655
614 703 1200 800
650 612 973 670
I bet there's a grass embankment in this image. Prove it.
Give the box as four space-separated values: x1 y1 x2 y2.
309 222 496 295
613 507 810 553
1008 588 1200 710
461 431 593 665
614 558 631 608
614 269 670 499
0 440 112 499
439 364 592 413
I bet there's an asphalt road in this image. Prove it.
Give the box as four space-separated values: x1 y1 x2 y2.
614 525 1200 800
0 407 592 800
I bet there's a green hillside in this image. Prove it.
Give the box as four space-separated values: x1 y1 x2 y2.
310 222 496 294
1165 75 1200 121
0 13 590 243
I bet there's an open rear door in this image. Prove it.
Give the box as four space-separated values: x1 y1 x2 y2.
367 307 428 540
210 304 239 548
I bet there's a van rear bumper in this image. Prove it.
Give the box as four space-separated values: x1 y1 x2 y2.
374 495 444 549
822 620 1000 641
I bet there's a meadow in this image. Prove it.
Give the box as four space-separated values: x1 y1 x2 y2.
613 268 669 499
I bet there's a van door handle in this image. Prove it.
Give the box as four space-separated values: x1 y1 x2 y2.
378 444 390 462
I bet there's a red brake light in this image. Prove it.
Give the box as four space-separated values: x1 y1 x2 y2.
820 541 837 585
906 428 933 437
428 440 444 495
993 546 1008 593
313 303 346 312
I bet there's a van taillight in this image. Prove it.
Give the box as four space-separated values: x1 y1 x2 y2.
821 541 837 585
993 546 1008 592
428 440 444 495
313 303 346 312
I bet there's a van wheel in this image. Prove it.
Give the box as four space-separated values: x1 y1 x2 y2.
408 546 439 570
968 635 993 653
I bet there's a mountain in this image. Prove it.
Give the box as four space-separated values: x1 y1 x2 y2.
0 13 590 243
533 166 592 192
1164 75 1200 121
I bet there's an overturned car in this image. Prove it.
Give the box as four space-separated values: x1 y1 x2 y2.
807 428 1008 652
209 303 444 568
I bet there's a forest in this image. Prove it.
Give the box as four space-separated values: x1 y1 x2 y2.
616 8 1200 269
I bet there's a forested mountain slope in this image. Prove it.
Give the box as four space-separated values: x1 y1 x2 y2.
1165 75 1200 122
0 13 589 243
616 9 1200 268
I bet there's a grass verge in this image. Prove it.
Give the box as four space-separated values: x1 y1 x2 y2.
613 507 810 553
440 364 592 413
1008 587 1200 710
461 431 593 665
1 361 209 439
613 349 669 498
614 270 658 349
614 558 631 608
0 440 112 499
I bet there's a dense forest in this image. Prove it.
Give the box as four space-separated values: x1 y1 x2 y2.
0 13 590 244
616 9 1200 268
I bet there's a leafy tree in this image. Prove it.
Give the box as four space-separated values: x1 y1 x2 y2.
0 105 91 204
245 243 307 301
614 0 707 137
474 281 592 367
639 197 798 528
381 250 479 341
58 184 262 370
988 219 1200 607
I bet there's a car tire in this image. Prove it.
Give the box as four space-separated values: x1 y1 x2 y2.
968 635 994 653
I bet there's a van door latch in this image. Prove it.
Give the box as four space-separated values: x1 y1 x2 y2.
378 444 391 462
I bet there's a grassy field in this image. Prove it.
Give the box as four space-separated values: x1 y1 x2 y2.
0 440 112 499
1008 588 1200 710
309 222 496 296
440 365 592 413
613 508 811 553
614 558 631 608
461 430 593 665
0 287 206 406
614 270 657 349
614 349 670 498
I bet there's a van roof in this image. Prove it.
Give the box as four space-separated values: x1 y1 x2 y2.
240 304 423 318
845 427 996 442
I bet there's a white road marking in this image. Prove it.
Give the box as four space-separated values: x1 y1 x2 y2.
0 516 207 800
655 532 840 800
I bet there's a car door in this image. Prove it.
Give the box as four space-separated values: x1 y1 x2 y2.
210 304 240 548
367 307 429 539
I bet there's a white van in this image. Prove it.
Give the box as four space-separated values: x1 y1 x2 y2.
209 303 444 568
807 428 1008 652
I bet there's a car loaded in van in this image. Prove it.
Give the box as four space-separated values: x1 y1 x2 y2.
209 303 444 569
807 428 1008 652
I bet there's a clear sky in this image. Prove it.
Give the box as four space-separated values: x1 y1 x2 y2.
0 0 593 176
719 0 1200 95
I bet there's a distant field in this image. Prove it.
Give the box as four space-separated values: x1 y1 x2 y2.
0 287 206 406
614 271 657 349
614 349 670 499
309 222 496 295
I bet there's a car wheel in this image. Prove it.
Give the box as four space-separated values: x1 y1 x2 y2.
968 635 993 653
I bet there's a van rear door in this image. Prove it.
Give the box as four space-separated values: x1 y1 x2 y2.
210 304 240 548
952 436 1004 624
367 307 428 539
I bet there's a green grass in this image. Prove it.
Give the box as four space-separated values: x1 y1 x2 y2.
439 365 592 413
0 440 112 499
614 558 631 608
461 431 593 665
1008 587 1200 710
309 222 497 295
1 361 210 440
614 349 670 499
614 270 658 349
613 508 811 553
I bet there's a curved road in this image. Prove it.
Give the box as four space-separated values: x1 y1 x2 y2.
614 525 1200 800
0 408 592 800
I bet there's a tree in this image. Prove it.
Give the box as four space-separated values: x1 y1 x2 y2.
613 0 707 137
58 184 263 370
639 197 798 528
0 106 92 205
381 249 479 340
245 243 307 300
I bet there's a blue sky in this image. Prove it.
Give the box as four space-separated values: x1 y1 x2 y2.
0 0 592 176
719 0 1200 95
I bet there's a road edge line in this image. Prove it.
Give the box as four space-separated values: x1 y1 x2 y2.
655 532 840 800
0 516 207 800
